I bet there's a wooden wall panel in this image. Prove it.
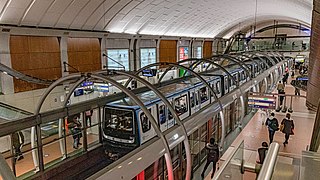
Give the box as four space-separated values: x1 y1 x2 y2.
67 38 101 73
159 40 177 63
10 36 61 93
203 41 213 58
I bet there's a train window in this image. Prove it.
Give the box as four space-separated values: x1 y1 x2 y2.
158 105 166 124
140 109 151 133
174 95 188 115
215 81 220 94
104 108 134 138
199 87 208 103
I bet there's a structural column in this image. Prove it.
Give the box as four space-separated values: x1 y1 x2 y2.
0 32 14 94
307 0 320 110
308 0 320 151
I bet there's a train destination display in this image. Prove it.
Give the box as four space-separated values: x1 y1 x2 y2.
248 95 277 109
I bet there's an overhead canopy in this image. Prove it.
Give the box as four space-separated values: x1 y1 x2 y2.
0 0 312 38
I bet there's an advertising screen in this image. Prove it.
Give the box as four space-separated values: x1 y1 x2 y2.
179 47 189 61
106 49 129 70
140 48 156 68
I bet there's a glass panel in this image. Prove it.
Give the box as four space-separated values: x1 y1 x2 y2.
174 95 188 115
104 108 135 141
159 105 167 125
214 141 244 179
140 111 151 133
200 87 208 103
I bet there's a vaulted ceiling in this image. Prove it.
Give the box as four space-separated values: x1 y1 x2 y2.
0 0 313 38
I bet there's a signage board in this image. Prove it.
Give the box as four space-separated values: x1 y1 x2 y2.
248 95 277 109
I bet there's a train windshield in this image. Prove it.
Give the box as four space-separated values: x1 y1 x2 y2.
104 108 135 141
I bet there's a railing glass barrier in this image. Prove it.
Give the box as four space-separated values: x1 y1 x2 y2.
213 140 245 179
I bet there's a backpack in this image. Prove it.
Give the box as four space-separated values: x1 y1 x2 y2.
207 144 219 162
268 118 279 131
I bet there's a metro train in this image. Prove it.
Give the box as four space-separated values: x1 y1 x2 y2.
102 55 290 155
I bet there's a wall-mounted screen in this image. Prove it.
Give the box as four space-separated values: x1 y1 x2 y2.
140 48 156 68
195 46 202 58
179 47 189 61
142 69 157 77
74 89 84 97
106 49 129 71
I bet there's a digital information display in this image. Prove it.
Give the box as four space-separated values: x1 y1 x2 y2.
140 48 156 68
248 95 277 109
179 47 189 61
106 49 129 70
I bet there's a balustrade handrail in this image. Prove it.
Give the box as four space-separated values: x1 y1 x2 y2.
257 142 280 180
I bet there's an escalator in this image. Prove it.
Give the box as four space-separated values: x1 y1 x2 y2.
0 62 54 85
0 102 33 124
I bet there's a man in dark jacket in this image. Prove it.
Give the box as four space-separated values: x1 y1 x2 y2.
201 138 219 179
12 131 24 161
281 113 294 146
266 112 279 143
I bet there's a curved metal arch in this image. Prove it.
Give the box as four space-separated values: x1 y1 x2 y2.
98 70 192 180
32 73 84 171
212 54 252 79
90 73 174 180
125 62 227 147
240 52 273 68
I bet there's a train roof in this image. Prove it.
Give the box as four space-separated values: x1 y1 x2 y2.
106 75 219 109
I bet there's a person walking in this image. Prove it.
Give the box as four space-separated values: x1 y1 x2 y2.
85 109 93 127
70 115 82 149
281 113 294 147
257 142 268 164
277 81 284 94
279 90 285 106
12 131 24 162
266 112 279 143
201 138 219 179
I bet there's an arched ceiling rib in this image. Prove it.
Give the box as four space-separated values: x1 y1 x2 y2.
0 0 313 38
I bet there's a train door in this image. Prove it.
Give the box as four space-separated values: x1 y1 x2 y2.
166 98 175 128
173 93 189 120
224 76 229 94
215 80 222 98
199 86 209 108
190 88 200 115
138 105 157 144
157 103 168 132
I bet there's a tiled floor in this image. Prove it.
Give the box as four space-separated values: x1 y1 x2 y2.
200 74 316 180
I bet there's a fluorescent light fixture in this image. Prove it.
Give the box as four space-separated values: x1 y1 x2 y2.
173 133 179 140
2 71 8 75
137 157 142 161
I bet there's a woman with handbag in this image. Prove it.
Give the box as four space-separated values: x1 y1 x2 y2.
281 113 294 147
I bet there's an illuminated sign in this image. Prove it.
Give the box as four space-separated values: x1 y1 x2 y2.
106 49 129 70
248 95 277 109
179 47 189 61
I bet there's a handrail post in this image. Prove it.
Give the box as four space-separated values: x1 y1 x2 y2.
257 142 280 180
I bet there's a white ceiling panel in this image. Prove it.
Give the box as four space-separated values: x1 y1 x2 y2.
0 0 312 38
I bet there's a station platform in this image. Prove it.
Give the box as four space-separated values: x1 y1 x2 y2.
194 73 316 180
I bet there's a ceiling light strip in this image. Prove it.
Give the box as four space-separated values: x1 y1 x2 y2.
0 0 12 21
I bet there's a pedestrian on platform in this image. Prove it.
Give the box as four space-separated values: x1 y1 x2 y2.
277 81 284 94
266 112 279 143
281 113 294 147
201 138 219 179
279 90 285 106
85 109 93 127
12 131 24 162
257 142 268 164
70 115 82 149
